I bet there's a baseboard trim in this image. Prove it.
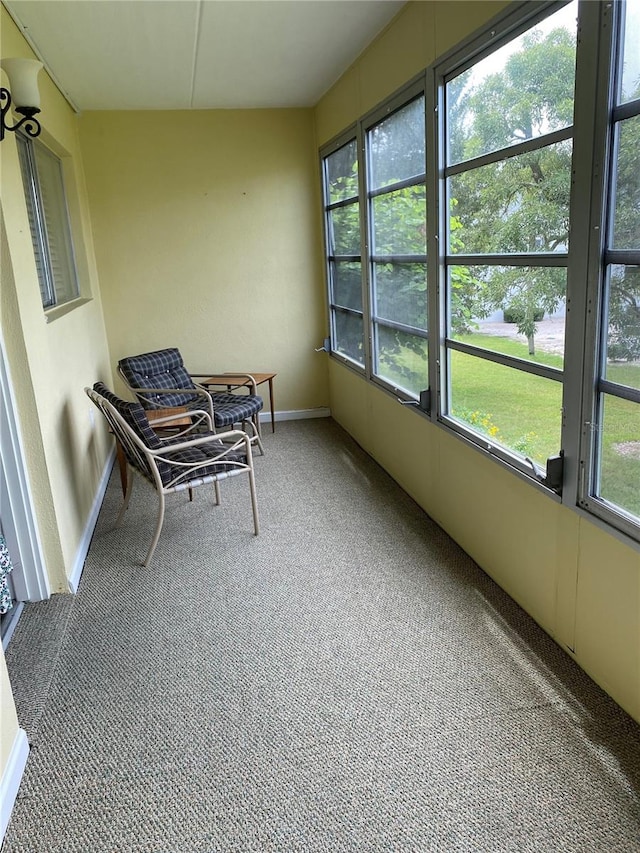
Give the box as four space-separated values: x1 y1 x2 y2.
0 727 29 842
261 408 331 423
68 448 116 593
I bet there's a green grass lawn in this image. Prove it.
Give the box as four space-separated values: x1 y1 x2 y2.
378 332 640 518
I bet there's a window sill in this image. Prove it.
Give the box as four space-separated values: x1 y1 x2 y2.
44 296 92 323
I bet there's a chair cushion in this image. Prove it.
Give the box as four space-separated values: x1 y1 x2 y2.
158 435 248 486
93 382 162 450
118 348 200 408
209 392 263 427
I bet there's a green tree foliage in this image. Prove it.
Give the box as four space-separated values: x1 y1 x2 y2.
608 112 640 362
449 26 576 354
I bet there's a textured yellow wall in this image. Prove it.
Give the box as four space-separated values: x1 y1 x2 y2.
1 5 112 785
318 1 640 724
79 109 328 413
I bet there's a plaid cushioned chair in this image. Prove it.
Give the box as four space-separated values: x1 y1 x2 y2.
86 382 259 567
117 348 264 455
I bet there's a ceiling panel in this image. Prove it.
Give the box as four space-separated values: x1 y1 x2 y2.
3 0 405 111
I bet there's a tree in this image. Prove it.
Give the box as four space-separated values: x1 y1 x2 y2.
449 26 576 354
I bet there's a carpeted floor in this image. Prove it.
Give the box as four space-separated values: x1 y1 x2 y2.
3 418 640 852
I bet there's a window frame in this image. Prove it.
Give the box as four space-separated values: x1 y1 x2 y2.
362 80 429 405
318 0 640 546
320 127 368 372
433 0 577 484
16 131 81 313
577 0 640 541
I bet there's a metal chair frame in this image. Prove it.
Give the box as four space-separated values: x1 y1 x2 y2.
86 386 259 567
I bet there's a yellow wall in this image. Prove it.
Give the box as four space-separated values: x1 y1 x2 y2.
78 109 328 413
1 4 112 796
316 1 640 724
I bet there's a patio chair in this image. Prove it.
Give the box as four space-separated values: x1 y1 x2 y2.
86 382 259 567
117 348 264 455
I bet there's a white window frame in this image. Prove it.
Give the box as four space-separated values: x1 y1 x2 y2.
16 133 80 311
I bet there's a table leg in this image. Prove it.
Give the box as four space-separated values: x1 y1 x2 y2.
268 378 275 433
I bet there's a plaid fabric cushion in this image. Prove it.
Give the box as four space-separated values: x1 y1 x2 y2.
158 435 248 487
208 392 263 427
118 348 200 409
93 382 162 449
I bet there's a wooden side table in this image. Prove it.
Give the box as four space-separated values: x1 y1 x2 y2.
200 372 277 433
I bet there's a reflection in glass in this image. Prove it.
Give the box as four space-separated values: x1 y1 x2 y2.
371 186 426 255
449 265 566 363
369 97 426 189
596 394 640 521
332 261 362 311
328 204 360 255
326 141 358 204
374 262 427 329
450 350 562 467
334 310 364 365
611 116 640 250
446 1 577 165
375 325 428 397
448 141 572 255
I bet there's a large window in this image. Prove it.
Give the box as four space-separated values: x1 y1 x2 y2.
441 2 578 475
319 0 640 544
366 93 427 400
322 136 364 366
580 0 640 533
16 134 79 310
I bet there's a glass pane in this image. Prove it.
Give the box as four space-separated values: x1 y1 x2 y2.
619 1 640 104
449 140 572 254
374 262 427 329
449 265 566 365
450 350 562 467
33 142 79 306
328 203 360 255
333 310 364 365
326 140 358 204
596 394 640 521
332 261 362 311
369 96 425 189
605 265 640 378
446 1 577 165
371 185 426 255
16 135 54 307
611 116 640 249
375 325 428 397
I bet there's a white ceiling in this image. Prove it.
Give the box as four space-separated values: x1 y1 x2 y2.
3 0 406 111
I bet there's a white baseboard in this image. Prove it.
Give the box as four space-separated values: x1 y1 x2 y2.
260 408 331 423
0 727 29 842
68 447 116 593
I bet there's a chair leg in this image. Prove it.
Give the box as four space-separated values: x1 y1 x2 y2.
214 479 221 505
248 466 260 536
243 419 265 456
115 466 134 528
143 491 166 567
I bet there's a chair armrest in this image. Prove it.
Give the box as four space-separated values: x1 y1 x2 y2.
192 373 258 395
134 386 211 400
149 428 252 464
153 408 213 437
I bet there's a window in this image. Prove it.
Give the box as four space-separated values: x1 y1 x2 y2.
322 136 365 367
366 93 427 400
440 2 578 475
16 134 79 310
580 0 640 533
318 0 640 544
